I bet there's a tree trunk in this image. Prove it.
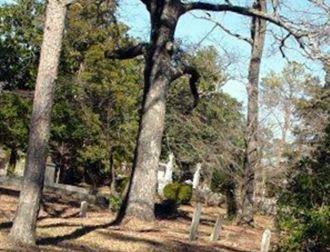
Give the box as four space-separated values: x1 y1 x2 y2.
9 0 67 245
240 0 266 226
7 147 18 176
226 181 237 219
119 2 181 222
324 61 330 89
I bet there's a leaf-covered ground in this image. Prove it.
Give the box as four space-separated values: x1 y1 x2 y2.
0 186 276 252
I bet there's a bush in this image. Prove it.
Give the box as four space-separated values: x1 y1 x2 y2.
108 195 122 212
163 182 181 202
276 150 330 251
163 182 192 205
178 184 193 204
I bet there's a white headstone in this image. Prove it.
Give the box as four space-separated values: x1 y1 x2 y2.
192 163 202 189
80 201 88 217
189 202 202 241
260 229 271 252
164 152 174 183
157 153 174 196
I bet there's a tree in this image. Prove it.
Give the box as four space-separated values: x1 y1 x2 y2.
164 47 245 218
260 62 319 169
164 47 243 170
108 0 320 223
239 0 267 226
0 0 142 190
0 93 31 174
50 0 142 187
0 0 43 90
276 65 329 251
9 0 68 245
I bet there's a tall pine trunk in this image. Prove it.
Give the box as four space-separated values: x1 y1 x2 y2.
9 0 67 245
240 0 266 226
119 2 181 222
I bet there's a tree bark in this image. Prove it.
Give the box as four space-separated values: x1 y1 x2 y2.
118 1 182 222
9 0 67 245
325 61 330 89
240 0 266 226
226 181 237 219
7 147 18 176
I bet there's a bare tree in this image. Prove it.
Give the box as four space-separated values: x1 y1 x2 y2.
239 0 267 226
9 0 68 245
192 0 267 224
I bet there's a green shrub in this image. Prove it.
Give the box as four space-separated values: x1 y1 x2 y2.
277 149 330 251
178 184 193 204
163 182 180 202
163 182 192 204
108 195 122 212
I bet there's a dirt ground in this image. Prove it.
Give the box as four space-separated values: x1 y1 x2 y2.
0 186 277 252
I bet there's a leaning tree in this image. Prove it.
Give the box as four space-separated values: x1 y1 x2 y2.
107 0 318 223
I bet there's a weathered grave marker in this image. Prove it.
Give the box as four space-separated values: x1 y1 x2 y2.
192 163 201 189
260 228 271 252
157 152 174 196
44 162 56 185
210 215 222 241
189 202 202 241
80 201 88 217
55 168 60 184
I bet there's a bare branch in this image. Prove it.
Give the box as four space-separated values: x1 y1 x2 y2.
2 90 34 99
172 65 200 108
194 23 218 48
279 33 291 58
191 13 252 45
182 2 306 43
104 43 149 60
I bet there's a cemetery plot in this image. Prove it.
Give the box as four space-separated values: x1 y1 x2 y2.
0 185 277 251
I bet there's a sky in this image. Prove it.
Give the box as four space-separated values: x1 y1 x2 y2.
116 0 326 107
0 0 326 107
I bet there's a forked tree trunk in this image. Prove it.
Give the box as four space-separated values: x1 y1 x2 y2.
9 0 67 245
119 2 181 222
240 0 266 226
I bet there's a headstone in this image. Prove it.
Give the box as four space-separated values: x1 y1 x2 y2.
55 168 60 184
189 202 202 241
44 162 56 185
192 163 201 189
157 168 166 195
0 147 6 176
80 201 88 217
164 152 174 183
210 215 222 241
260 229 271 252
157 153 174 196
